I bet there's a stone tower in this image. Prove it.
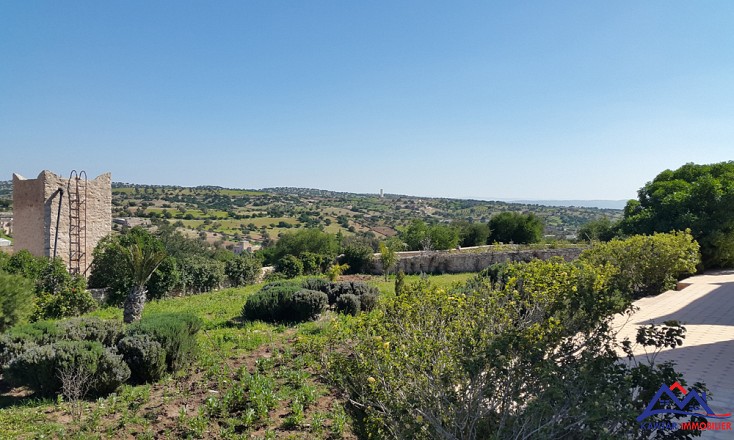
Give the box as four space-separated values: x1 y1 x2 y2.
12 170 111 276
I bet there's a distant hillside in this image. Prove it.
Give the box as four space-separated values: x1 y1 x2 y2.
506 199 629 210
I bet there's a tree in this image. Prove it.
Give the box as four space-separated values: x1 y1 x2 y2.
118 236 167 323
488 212 544 244
400 219 429 251
225 253 262 287
379 242 398 281
453 220 491 247
265 228 338 265
577 217 618 242
401 220 460 251
620 161 734 268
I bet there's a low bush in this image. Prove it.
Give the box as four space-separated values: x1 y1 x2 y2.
301 278 329 293
117 334 167 384
359 292 379 312
335 294 360 316
57 317 125 347
4 340 130 397
289 289 328 322
243 284 327 323
127 313 201 372
579 230 700 298
0 320 61 367
300 279 379 306
0 272 35 332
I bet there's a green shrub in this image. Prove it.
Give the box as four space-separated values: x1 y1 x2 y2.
289 289 328 322
4 340 130 397
57 317 125 347
341 242 375 274
4 344 57 395
0 271 35 332
179 256 226 294
4 250 46 280
225 254 262 287
117 335 167 384
147 257 180 300
335 294 361 316
360 292 379 312
299 251 328 275
32 259 97 320
301 277 329 292
299 279 380 306
261 280 301 292
243 285 327 323
580 231 700 298
0 320 61 366
127 313 202 372
276 255 304 278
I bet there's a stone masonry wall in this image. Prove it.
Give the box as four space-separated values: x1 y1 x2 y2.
12 170 111 275
370 247 585 275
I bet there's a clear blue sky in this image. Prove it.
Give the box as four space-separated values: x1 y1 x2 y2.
1 1 732 200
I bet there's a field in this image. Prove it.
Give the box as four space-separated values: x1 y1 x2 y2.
0 273 470 439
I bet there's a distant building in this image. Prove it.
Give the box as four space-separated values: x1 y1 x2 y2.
380 189 384 198
233 240 261 255
12 170 111 276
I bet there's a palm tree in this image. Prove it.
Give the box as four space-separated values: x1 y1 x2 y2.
118 237 167 323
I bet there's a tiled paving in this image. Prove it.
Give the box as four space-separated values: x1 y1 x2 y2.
612 271 734 439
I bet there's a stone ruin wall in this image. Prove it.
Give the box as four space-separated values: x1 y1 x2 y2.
12 170 111 275
369 247 585 275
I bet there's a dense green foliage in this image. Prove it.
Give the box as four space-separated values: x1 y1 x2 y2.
0 272 35 331
300 278 380 307
265 228 338 265
276 255 304 279
401 219 460 251
224 253 262 287
1 312 200 400
335 293 360 316
127 313 202 372
117 335 167 384
327 259 701 439
242 283 328 323
453 220 491 247
5 340 130 397
0 317 123 369
580 230 700 298
340 240 375 274
88 228 167 304
576 216 618 242
488 211 544 244
0 252 95 322
89 226 234 304
621 161 734 268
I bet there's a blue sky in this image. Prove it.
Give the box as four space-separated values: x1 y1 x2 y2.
1 1 732 200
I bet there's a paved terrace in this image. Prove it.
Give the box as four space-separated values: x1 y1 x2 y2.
612 270 734 439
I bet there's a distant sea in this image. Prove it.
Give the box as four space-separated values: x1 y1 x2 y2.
504 199 628 210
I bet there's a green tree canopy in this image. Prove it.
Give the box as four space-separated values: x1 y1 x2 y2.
400 220 460 251
452 220 491 247
620 161 734 268
267 228 338 264
488 212 544 244
577 217 618 242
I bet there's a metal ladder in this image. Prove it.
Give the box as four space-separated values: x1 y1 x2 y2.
68 170 87 276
